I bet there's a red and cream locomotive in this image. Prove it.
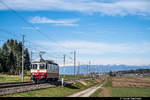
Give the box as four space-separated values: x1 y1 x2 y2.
30 60 59 83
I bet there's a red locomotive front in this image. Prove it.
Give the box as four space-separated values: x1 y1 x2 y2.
30 60 59 83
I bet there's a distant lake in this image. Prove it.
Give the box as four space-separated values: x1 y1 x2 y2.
59 65 150 75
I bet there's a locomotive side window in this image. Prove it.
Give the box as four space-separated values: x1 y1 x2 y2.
50 64 53 70
47 64 50 69
52 64 56 70
53 65 55 70
54 64 58 70
32 64 37 69
48 64 51 70
56 65 58 70
52 64 58 70
54 64 57 70
48 64 58 70
40 64 45 69
52 64 55 70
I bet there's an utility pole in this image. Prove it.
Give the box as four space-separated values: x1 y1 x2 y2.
87 64 89 76
73 51 76 80
99 66 100 78
78 62 80 79
63 54 66 78
31 51 32 63
95 65 96 78
22 34 24 82
101 65 104 77
89 60 91 78
30 51 32 69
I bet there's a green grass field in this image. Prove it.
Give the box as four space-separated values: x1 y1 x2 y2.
111 87 150 97
0 74 30 83
4 83 84 97
60 74 90 79
92 77 150 97
103 78 112 87
90 88 102 97
0 72 89 83
4 79 102 97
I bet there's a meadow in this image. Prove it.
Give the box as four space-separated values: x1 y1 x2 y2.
0 74 30 83
4 78 103 97
94 76 150 97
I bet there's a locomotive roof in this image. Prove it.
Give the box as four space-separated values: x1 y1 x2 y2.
32 60 58 65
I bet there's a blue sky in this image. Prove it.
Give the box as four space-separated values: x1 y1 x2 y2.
0 0 150 65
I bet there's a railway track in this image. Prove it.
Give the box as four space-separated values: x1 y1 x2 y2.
0 78 94 96
0 82 34 88
0 83 56 96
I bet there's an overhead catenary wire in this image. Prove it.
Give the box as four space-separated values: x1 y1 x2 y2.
0 28 62 64
0 29 22 41
0 1 94 72
0 1 90 64
0 30 72 66
23 38 69 61
0 0 73 53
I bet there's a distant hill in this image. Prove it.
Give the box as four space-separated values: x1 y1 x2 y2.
59 64 150 75
115 69 150 74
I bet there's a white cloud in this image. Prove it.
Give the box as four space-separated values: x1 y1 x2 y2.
36 40 150 54
0 0 150 16
32 40 150 65
78 57 150 66
29 16 79 26
22 26 39 30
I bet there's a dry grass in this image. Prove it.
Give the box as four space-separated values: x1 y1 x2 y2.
95 77 150 97
112 77 150 88
94 79 102 82
112 77 150 83
79 81 87 86
97 87 111 97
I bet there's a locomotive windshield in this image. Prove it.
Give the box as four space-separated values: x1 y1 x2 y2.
32 64 37 69
40 64 46 69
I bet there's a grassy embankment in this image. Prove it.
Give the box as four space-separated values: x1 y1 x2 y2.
3 78 103 97
90 78 105 97
111 76 150 97
0 74 30 83
60 74 91 79
0 71 90 83
92 76 150 97
111 88 150 97
0 73 103 97
90 77 111 97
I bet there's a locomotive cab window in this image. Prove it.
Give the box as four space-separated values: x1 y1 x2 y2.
40 64 46 69
32 64 37 69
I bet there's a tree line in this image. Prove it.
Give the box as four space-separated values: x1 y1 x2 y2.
0 39 30 75
120 69 150 74
109 69 150 77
